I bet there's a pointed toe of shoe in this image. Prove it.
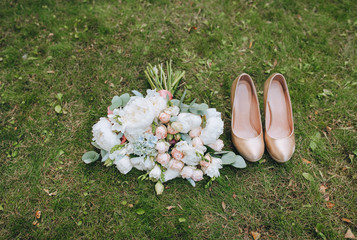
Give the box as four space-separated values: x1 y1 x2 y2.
232 134 264 162
265 134 295 163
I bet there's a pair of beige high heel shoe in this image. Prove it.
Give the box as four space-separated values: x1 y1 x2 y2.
231 73 295 163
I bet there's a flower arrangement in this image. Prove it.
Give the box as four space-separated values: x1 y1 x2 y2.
82 60 246 194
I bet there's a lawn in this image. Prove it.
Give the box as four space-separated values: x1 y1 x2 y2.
0 0 356 239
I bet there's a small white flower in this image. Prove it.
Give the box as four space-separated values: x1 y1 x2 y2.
92 117 121 151
114 155 133 174
163 168 180 182
130 156 154 171
203 157 222 178
208 139 224 152
146 90 167 117
180 166 195 179
164 106 180 116
175 141 201 166
149 164 162 180
176 113 202 133
155 141 170 153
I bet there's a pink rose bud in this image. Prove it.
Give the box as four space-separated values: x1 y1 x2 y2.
181 166 194 179
120 136 127 144
192 169 204 182
171 148 184 160
167 124 178 135
169 159 184 171
107 106 114 115
158 90 173 100
155 125 167 140
159 112 170 124
156 153 170 165
189 127 202 138
155 141 169 154
200 160 210 168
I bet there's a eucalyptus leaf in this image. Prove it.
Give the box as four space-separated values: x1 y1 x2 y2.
231 155 246 168
180 103 189 113
214 151 231 155
91 141 102 150
110 96 122 110
170 116 178 122
100 149 107 158
120 93 130 106
221 152 237 165
171 99 180 106
187 178 196 187
132 90 143 97
82 151 100 164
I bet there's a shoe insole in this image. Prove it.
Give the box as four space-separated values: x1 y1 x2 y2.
233 81 259 138
267 80 291 138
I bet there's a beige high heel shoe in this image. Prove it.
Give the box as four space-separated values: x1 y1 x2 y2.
231 73 264 162
264 73 295 163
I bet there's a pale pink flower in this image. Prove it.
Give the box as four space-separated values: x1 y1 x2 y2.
200 154 211 168
158 90 173 100
167 124 178 135
192 137 203 148
156 153 170 165
171 122 183 132
180 166 194 179
171 148 184 160
155 141 169 154
145 126 153 134
189 127 202 138
192 169 204 182
169 159 184 171
159 112 170 124
155 125 167 139
208 139 224 152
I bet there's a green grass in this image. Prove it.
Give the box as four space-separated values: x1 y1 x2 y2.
1 0 356 239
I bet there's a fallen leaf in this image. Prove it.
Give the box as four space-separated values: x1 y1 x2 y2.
319 185 327 194
302 172 314 181
221 201 226 211
128 204 134 208
342 218 352 223
249 41 253 49
48 33 54 37
324 194 330 201
44 189 57 196
47 70 55 74
326 202 335 208
251 231 261 240
177 204 183 210
302 158 312 164
35 210 41 219
166 206 175 211
297 14 302 21
32 220 39 226
232 193 237 199
273 59 278 67
326 126 332 132
136 208 145 215
179 218 186 223
345 229 356 239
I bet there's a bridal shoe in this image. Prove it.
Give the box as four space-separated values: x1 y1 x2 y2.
231 73 264 162
264 73 295 163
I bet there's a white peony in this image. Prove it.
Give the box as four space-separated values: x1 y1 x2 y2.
155 141 170 154
163 168 181 182
149 164 162 180
176 113 202 133
200 117 224 145
175 141 201 166
146 90 167 117
208 139 224 152
131 156 154 171
203 157 222 178
92 117 121 151
114 155 133 174
118 97 155 137
164 106 180 116
206 108 221 119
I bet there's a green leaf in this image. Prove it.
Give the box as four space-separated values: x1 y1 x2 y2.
171 99 180 106
82 151 100 164
120 93 130 106
221 152 237 165
55 105 62 113
302 172 314 182
136 208 145 215
0 205 3 211
132 90 143 97
77 221 82 226
315 223 327 240
231 155 247 168
110 96 122 110
121 200 127 206
178 218 186 223
56 93 63 101
310 141 317 151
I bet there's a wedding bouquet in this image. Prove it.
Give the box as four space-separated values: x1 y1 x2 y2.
82 60 246 194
